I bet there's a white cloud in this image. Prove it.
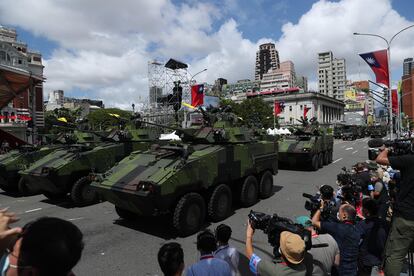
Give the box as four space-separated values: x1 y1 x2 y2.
275 0 414 86
0 0 413 108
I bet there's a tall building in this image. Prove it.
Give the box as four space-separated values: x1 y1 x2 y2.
403 58 414 76
0 26 44 127
401 71 414 122
296 76 308 92
260 61 296 91
318 51 347 101
255 43 280 81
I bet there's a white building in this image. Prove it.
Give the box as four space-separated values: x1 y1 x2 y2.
247 91 345 125
318 51 347 101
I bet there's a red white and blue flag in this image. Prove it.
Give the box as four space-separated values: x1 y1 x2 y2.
191 84 204 107
304 105 311 118
359 49 389 87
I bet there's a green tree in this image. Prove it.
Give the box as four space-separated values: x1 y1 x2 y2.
87 108 132 130
43 107 82 134
220 97 274 128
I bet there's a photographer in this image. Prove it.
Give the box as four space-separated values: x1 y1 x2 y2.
304 185 338 224
368 172 389 220
312 203 360 276
376 147 414 276
246 220 313 276
353 163 371 196
356 198 389 276
296 216 340 276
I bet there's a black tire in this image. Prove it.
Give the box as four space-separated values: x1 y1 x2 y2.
173 193 206 236
71 176 99 206
310 154 319 171
239 175 258 207
323 151 329 165
259 171 274 199
208 184 232 222
43 191 67 201
18 177 35 196
328 151 333 163
0 176 16 193
115 206 138 220
318 153 324 168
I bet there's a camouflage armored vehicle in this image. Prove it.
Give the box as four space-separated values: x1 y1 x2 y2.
0 145 63 193
91 109 278 236
278 117 334 171
333 124 344 139
342 125 359 140
19 125 160 206
370 125 387 138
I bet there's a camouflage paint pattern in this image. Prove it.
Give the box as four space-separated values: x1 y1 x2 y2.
0 145 63 192
91 117 278 216
278 127 333 169
19 127 160 195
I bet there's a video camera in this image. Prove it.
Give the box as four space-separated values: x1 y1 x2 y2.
248 210 312 257
302 185 336 220
368 138 414 160
336 167 362 206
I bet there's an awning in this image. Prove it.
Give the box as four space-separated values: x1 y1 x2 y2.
0 64 43 109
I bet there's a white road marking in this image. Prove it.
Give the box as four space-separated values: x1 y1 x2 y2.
345 147 353 150
24 208 42 213
352 150 358 154
67 217 84 221
333 158 343 163
341 145 346 148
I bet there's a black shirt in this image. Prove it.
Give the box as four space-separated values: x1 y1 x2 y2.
355 171 371 195
389 155 414 220
321 221 360 276
356 217 388 267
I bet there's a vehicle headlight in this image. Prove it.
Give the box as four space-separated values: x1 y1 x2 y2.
137 181 157 193
41 167 50 174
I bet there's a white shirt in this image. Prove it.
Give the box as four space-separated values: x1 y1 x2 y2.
214 245 240 276
185 254 231 276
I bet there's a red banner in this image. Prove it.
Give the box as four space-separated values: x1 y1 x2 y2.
304 105 311 118
392 89 398 114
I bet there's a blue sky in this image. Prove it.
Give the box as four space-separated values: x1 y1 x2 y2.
1 0 414 108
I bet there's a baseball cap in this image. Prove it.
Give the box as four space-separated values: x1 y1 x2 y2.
295 216 312 228
280 231 305 264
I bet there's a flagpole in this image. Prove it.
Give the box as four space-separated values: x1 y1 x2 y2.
354 25 414 139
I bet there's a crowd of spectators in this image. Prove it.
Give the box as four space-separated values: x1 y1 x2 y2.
155 146 414 276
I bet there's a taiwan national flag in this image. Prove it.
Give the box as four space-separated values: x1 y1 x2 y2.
392 89 398 114
304 105 311 118
359 49 389 87
191 84 204 107
274 101 284 115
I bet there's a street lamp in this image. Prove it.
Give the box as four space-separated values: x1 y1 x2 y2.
189 68 208 84
353 24 414 139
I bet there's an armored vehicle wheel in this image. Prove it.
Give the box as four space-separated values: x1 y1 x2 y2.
328 151 333 163
318 153 324 168
240 175 258 207
18 177 35 196
259 171 273 199
173 193 206 236
310 155 319 171
71 176 99 206
208 184 232 222
43 191 67 201
0 176 16 193
115 206 138 220
323 151 329 165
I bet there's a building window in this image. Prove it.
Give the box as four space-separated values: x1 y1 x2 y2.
0 51 5 60
289 106 292 112
18 59 22 64
300 105 303 110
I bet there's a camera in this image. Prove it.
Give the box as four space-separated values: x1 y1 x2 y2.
248 210 312 257
368 138 414 160
335 167 364 208
302 185 336 220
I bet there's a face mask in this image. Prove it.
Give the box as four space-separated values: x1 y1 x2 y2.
0 254 10 276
